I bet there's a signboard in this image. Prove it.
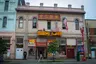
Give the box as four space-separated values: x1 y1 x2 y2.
37 31 62 37
38 14 60 21
28 39 36 46
36 42 47 47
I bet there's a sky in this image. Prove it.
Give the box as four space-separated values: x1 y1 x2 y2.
25 0 96 19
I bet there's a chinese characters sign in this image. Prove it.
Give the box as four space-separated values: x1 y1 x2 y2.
37 31 62 37
38 14 60 21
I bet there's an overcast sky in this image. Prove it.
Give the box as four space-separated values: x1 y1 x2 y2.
25 0 96 19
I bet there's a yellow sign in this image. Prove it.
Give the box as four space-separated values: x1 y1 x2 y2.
29 39 36 46
37 31 62 37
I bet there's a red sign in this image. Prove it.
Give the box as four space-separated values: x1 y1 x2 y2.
38 14 60 21
36 42 47 47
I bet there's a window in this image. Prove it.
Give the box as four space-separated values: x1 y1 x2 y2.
62 18 66 29
32 17 37 28
75 19 79 30
47 21 51 29
17 38 23 43
60 38 66 45
4 0 9 11
2 16 7 28
77 39 82 45
94 28 96 35
18 17 23 28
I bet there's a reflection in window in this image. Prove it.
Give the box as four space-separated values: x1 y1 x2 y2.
18 17 23 28
32 17 37 28
62 17 66 29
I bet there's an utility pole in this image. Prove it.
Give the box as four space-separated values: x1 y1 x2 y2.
85 21 90 59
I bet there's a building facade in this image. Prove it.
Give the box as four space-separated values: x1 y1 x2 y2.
0 0 25 59
86 19 96 59
15 3 87 59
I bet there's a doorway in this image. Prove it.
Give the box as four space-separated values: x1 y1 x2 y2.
37 47 47 59
67 48 75 58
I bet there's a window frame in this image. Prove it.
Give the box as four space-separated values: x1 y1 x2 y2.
47 21 51 30
4 0 9 11
32 17 37 28
2 16 7 28
62 17 66 29
75 19 79 30
18 17 23 28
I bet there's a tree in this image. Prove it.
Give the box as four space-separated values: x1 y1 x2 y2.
0 38 8 62
48 40 59 61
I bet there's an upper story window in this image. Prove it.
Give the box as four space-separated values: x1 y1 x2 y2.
60 38 66 45
18 17 23 28
4 0 9 11
76 38 82 45
75 19 79 30
47 21 51 30
62 17 66 29
16 38 23 43
32 17 37 28
2 16 7 28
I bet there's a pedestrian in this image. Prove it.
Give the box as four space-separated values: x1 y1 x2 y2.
23 51 27 60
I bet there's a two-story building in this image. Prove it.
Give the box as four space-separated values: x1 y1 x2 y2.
0 0 25 59
85 19 96 59
15 3 87 59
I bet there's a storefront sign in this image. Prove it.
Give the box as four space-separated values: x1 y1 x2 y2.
36 42 47 47
38 14 60 21
28 39 36 46
37 31 62 37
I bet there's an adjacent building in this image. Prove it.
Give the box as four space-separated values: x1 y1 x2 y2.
85 19 96 59
0 0 25 59
15 3 87 59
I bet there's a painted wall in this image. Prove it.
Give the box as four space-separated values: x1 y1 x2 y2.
0 0 18 32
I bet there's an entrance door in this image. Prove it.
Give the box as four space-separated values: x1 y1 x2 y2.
37 47 46 59
16 48 23 59
67 48 75 58
91 51 95 58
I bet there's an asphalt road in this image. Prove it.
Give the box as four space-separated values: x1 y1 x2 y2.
2 59 96 64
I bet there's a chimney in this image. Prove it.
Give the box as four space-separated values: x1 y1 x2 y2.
81 5 84 10
40 3 43 7
68 4 72 8
26 2 30 6
54 3 57 7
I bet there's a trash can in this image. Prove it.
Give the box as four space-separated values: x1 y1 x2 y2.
76 52 80 61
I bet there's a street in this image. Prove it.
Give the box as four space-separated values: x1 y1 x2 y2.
2 59 96 64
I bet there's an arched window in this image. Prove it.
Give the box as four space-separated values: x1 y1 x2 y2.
2 16 7 28
75 19 79 30
62 17 67 29
18 17 23 28
32 17 37 28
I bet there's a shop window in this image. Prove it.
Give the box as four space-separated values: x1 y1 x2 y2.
62 17 66 29
18 17 23 28
16 38 23 43
4 0 9 11
2 16 7 28
75 19 79 30
59 46 66 55
32 17 37 28
47 21 51 29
